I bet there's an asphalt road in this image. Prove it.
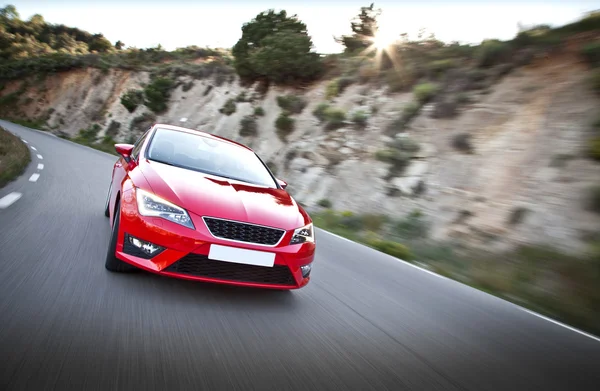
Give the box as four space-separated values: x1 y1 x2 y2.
1 120 599 391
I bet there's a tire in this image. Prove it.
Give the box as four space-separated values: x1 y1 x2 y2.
104 182 111 217
105 199 137 272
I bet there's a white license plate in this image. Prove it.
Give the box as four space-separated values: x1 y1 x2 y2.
208 244 275 267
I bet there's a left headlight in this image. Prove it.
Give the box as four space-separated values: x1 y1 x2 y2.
136 188 195 230
290 223 314 245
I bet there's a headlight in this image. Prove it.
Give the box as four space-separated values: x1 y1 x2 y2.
290 223 314 245
136 188 195 229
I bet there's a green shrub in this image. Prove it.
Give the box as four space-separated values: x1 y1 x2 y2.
106 120 121 137
476 40 512 68
394 209 429 239
239 115 258 137
361 214 387 232
413 82 439 104
351 110 368 128
219 98 236 115
182 81 194 92
325 79 339 100
375 149 411 170
318 198 332 208
428 59 457 77
275 113 295 141
120 89 144 113
384 66 417 92
236 91 248 102
75 124 101 143
391 137 420 153
452 133 473 153
254 106 265 116
276 95 307 114
323 107 347 130
367 239 412 260
313 103 330 122
589 137 600 161
581 42 600 67
337 76 354 94
129 112 157 132
144 77 175 113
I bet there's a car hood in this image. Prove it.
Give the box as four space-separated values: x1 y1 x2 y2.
140 159 307 231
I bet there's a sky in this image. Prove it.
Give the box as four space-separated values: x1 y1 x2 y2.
6 1 600 53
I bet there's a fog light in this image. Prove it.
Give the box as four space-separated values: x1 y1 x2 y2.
300 264 312 278
124 233 165 258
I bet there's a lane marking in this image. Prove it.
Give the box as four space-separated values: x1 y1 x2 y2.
37 154 43 160
22 139 28 144
31 146 37 151
29 173 40 182
37 164 44 170
317 228 600 343
0 192 22 209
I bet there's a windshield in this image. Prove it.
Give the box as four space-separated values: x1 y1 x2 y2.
146 128 277 188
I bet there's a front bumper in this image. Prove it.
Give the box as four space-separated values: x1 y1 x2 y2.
114 188 315 289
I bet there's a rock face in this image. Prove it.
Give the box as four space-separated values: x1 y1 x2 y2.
2 52 599 253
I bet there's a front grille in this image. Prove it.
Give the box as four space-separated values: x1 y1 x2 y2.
164 254 296 286
203 217 285 246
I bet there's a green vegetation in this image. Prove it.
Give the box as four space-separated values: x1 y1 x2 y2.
386 101 422 133
69 123 118 155
413 82 439 104
0 126 31 188
452 133 474 153
144 77 175 113
239 115 258 137
275 113 294 141
120 89 144 113
588 137 600 161
581 42 600 67
476 39 512 68
591 69 600 96
253 106 265 116
351 110 368 128
312 103 330 122
276 94 307 114
317 198 332 208
129 112 156 132
231 10 322 84
323 107 347 130
219 98 236 115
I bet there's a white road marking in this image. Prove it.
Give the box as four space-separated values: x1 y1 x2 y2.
31 146 37 151
37 164 44 170
0 192 22 209
317 228 600 343
37 154 43 160
29 173 40 182
22 139 28 144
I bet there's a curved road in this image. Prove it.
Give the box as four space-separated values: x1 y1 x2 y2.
1 120 599 391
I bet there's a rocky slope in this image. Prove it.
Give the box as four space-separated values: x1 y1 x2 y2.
1 50 599 254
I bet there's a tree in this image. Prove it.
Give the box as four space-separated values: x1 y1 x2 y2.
232 9 322 84
335 3 381 53
0 4 19 22
115 40 124 50
88 33 112 52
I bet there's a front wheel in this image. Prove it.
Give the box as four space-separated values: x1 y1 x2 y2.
105 200 137 272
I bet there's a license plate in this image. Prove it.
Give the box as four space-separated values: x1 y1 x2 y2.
208 244 275 267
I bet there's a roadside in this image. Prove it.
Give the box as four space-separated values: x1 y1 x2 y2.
310 208 600 337
0 126 31 188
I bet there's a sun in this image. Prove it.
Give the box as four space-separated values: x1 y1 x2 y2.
370 29 398 50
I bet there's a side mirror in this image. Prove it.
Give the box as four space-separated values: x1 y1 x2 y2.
115 144 134 163
276 178 288 189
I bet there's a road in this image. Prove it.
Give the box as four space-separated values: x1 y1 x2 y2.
0 120 599 391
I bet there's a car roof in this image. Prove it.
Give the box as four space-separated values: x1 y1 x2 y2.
151 123 253 152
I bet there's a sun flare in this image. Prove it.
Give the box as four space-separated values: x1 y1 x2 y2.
371 29 398 50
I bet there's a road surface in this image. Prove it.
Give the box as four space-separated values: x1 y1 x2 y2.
1 120 599 391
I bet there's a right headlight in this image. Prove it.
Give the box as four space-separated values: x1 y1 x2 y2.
136 188 195 230
290 223 314 245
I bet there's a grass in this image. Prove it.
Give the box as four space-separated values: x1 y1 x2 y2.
310 209 600 336
0 127 32 188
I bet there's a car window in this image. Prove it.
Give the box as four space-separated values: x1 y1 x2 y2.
131 129 151 162
147 128 277 188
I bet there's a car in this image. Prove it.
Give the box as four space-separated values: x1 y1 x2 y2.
103 123 315 290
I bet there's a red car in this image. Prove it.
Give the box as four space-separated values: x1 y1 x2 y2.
103 123 315 289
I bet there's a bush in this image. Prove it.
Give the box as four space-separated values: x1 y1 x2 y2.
361 214 387 232
428 59 457 78
182 81 194 92
452 133 473 153
375 149 411 169
275 113 295 141
413 82 439 104
351 110 368 128
318 198 332 208
144 77 175 113
368 239 412 260
385 101 422 134
219 98 236 115
337 76 354 94
394 210 429 239
120 89 144 113
581 42 600 67
254 106 265 116
203 85 213 96
476 39 513 68
384 67 417 92
239 115 258 137
391 137 420 153
313 103 330 122
323 107 347 130
106 120 121 137
589 137 600 160
276 95 307 114
0 127 31 188
130 112 157 132
432 96 459 119
325 79 339 100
